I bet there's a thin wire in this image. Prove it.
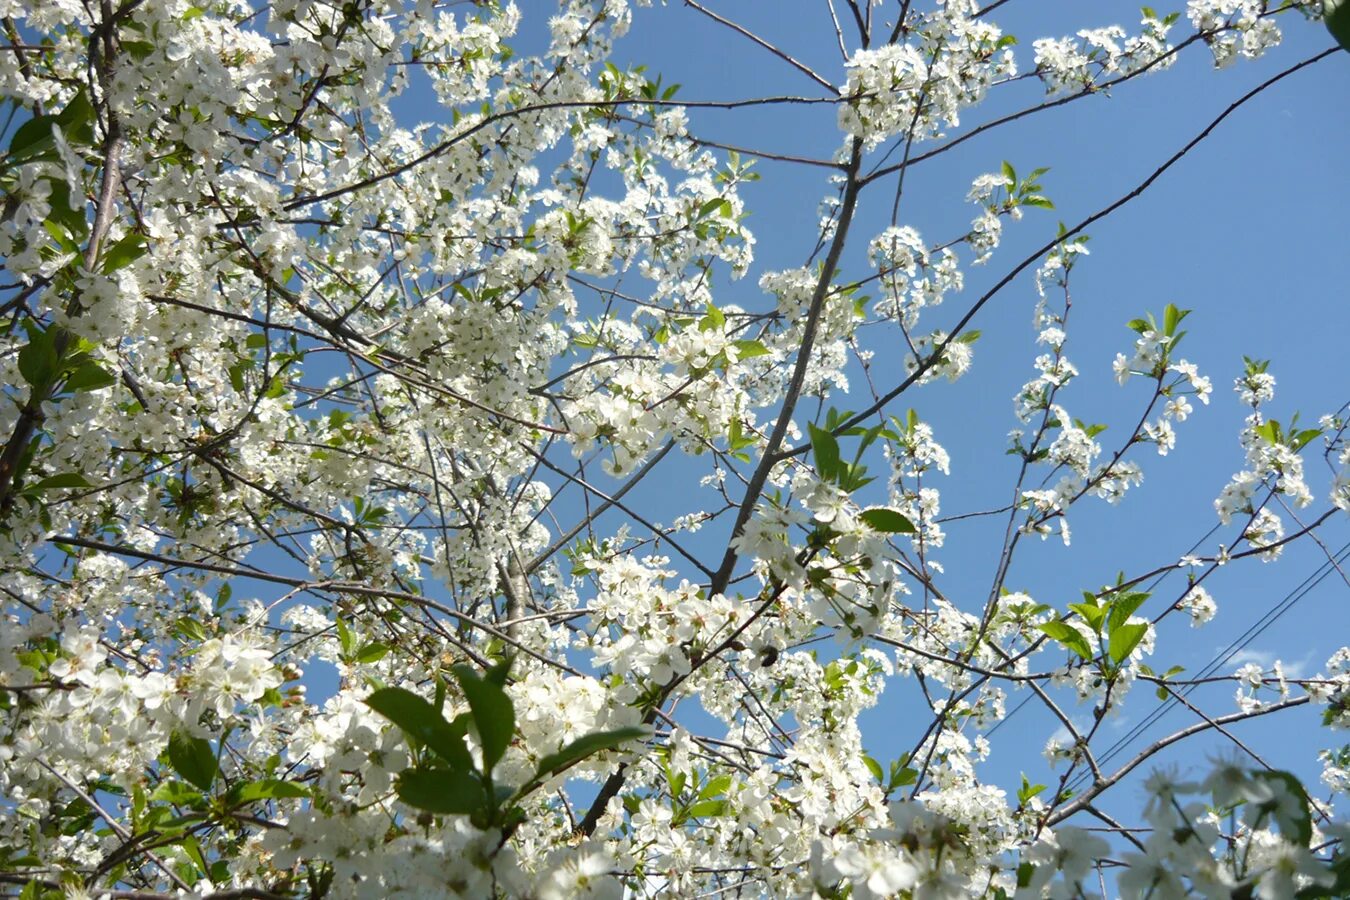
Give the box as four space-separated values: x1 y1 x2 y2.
1065 537 1350 793
985 522 1224 739
1062 398 1350 771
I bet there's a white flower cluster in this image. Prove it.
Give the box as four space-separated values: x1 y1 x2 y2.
838 5 1015 147
1101 765 1340 897
867 226 964 329
1213 370 1322 561
1178 584 1218 627
586 554 751 688
903 330 974 385
1188 0 1285 67
759 266 862 396
1033 11 1177 95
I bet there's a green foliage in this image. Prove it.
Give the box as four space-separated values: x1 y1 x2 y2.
1039 589 1151 669
166 732 217 792
1327 0 1350 51
365 662 649 828
858 507 917 534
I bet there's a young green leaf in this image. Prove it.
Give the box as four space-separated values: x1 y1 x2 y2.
452 665 516 774
698 774 732 800
63 362 117 393
396 767 487 815
227 779 309 805
732 339 770 359
150 780 205 806
102 233 147 273
532 726 649 782
1107 622 1149 664
27 473 92 492
354 642 391 664
1106 591 1149 635
808 423 841 484
1038 621 1093 660
365 687 472 771
1327 0 1350 52
685 799 727 818
17 330 59 388
859 507 917 534
167 732 217 792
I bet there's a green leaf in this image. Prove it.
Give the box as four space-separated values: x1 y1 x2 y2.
150 780 205 806
888 765 918 789
63 361 116 392
228 779 309 804
4 115 59 167
175 616 207 642
2 93 94 170
533 726 649 781
863 755 884 782
685 799 727 818
1162 303 1183 336
1291 428 1322 451
1068 600 1107 633
666 767 687 798
396 767 487 815
336 618 356 656
1018 774 1047 804
365 687 472 771
227 362 249 393
697 197 726 219
44 179 87 240
699 774 732 800
17 329 59 387
1106 591 1150 635
167 732 217 792
28 473 91 492
55 90 96 146
859 507 917 534
731 339 770 360
354 642 390 664
1107 622 1149 664
808 423 841 483
1038 621 1093 660
101 233 147 273
1001 160 1017 187
483 657 512 688
1327 0 1350 52
452 665 515 774
699 303 726 332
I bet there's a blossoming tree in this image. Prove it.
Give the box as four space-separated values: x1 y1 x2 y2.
2 0 1349 896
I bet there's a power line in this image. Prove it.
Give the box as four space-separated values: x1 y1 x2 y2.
1065 537 1350 794
985 522 1224 739
1063 399 1350 779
